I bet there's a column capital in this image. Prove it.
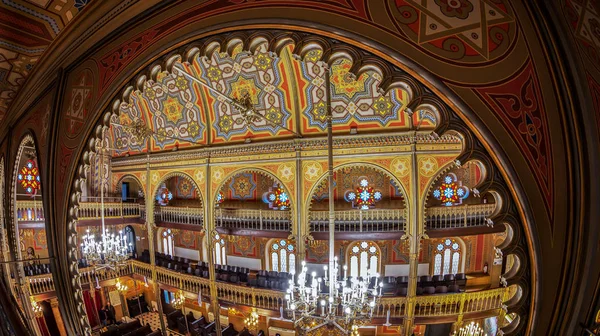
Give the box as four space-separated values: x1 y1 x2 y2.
50 298 60 308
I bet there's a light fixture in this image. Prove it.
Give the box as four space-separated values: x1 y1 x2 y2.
171 290 185 310
30 297 43 318
80 139 132 270
244 308 259 332
285 63 381 335
452 321 487 336
115 278 128 293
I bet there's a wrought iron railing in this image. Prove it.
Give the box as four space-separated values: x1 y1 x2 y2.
216 208 291 231
15 200 44 222
309 209 406 232
154 206 203 226
425 204 496 230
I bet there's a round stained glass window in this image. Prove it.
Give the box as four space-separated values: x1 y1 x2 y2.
452 243 459 250
287 245 294 251
445 239 451 246
361 242 368 249
437 244 444 251
280 240 287 246
273 244 279 250
215 234 220 240
369 246 376 253
352 246 359 253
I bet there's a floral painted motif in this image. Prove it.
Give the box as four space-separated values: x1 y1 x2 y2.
434 0 474 19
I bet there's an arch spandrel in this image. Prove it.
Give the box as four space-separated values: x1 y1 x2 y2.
302 160 410 239
210 165 296 236
302 158 411 204
150 169 206 203
416 154 461 203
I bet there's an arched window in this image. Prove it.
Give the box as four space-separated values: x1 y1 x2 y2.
162 229 174 256
269 239 296 273
214 233 226 265
348 241 380 278
433 238 461 275
125 226 136 254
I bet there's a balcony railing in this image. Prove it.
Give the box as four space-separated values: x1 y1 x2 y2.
154 206 203 226
216 208 291 232
309 209 406 232
25 260 507 320
78 202 142 220
26 263 133 295
15 200 44 222
425 204 496 230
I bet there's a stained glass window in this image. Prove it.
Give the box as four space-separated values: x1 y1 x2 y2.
348 241 380 278
18 160 40 195
270 239 295 273
162 229 174 256
432 173 469 206
216 191 225 206
214 233 226 265
263 185 291 210
433 238 461 275
156 185 173 206
344 178 382 210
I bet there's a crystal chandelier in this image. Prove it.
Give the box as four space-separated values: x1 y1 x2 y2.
452 322 487 336
171 290 185 309
80 138 131 270
30 297 43 318
81 228 130 268
115 278 128 293
244 308 259 332
285 64 381 335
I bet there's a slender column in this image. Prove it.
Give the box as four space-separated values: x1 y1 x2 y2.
323 64 336 298
404 137 420 335
50 298 68 336
205 159 222 335
294 143 304 274
145 147 166 334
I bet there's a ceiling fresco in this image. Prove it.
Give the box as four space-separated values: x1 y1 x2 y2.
0 0 89 121
109 43 435 156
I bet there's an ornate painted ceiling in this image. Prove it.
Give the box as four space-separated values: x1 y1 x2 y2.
110 43 437 156
0 0 89 120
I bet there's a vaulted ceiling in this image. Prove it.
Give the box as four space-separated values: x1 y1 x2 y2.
110 43 437 156
0 0 89 121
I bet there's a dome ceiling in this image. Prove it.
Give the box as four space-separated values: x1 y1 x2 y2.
110 43 437 156
0 0 89 121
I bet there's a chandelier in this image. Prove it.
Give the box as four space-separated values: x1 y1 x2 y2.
244 308 259 332
171 290 185 309
115 278 128 293
285 65 381 335
30 297 43 318
452 322 487 336
81 139 131 270
80 228 130 268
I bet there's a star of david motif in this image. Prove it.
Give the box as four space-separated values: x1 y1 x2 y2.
391 0 515 61
345 178 382 210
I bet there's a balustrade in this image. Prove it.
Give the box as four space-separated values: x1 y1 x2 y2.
154 206 203 226
26 260 507 321
15 200 44 222
216 208 291 231
310 209 406 232
425 204 496 230
78 201 142 220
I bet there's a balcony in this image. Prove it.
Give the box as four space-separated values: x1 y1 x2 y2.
15 200 45 222
425 203 502 237
309 209 406 239
25 259 508 324
215 208 291 236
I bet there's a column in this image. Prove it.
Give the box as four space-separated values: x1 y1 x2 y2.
294 145 305 274
50 298 68 336
205 160 223 336
145 149 166 334
404 140 421 335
